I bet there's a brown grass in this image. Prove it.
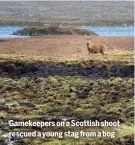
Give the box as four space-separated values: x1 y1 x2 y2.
0 35 133 62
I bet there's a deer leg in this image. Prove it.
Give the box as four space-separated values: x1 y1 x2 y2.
88 52 90 60
102 52 105 59
92 53 93 60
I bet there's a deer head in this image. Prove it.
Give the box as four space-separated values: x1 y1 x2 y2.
85 33 92 45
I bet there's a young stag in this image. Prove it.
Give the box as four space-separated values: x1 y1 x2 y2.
85 33 106 59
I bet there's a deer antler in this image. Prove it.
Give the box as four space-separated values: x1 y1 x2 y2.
85 33 87 40
85 33 93 41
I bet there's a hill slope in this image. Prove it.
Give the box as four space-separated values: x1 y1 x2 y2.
0 1 134 26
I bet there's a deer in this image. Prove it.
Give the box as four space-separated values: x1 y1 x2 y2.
85 33 106 59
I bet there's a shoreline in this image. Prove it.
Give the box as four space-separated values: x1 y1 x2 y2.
0 24 134 28
0 26 134 38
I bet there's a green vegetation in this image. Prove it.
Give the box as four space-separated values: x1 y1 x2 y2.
0 54 133 145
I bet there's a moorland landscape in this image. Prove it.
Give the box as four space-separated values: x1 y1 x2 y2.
0 1 134 145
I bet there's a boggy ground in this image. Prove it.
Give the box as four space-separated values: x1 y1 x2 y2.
0 59 134 79
0 36 134 145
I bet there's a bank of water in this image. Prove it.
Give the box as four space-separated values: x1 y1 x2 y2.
0 26 28 38
79 26 134 36
0 26 134 38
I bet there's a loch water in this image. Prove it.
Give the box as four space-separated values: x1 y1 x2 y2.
0 26 134 38
79 26 134 36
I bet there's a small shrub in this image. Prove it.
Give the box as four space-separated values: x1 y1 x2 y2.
18 78 30 87
47 76 58 85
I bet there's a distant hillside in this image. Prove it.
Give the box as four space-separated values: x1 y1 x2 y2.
0 1 134 26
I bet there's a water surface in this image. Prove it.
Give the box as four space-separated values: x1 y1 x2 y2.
80 26 134 36
0 26 27 38
0 26 134 38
